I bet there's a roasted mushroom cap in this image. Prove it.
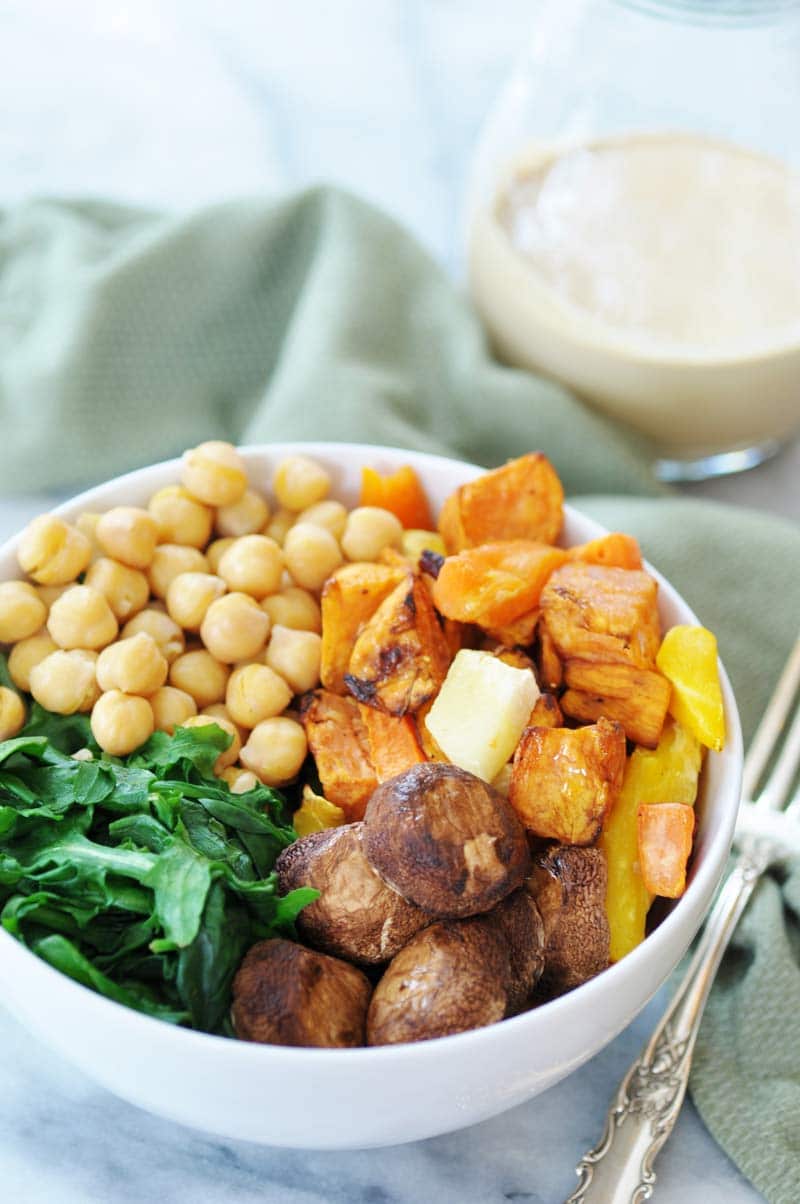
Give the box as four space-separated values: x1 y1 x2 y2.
527 845 610 994
275 823 431 964
232 938 372 1048
366 916 509 1045
484 888 546 1014
363 762 531 918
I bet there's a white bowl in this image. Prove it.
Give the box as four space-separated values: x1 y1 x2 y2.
0 442 743 1149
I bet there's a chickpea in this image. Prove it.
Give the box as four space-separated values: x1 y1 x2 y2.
169 649 230 708
121 608 185 663
181 441 248 507
0 580 47 642
84 558 149 621
75 512 103 561
17 515 92 585
341 507 403 562
149 685 197 734
200 592 270 664
148 545 209 599
201 702 248 744
147 485 213 549
297 499 348 541
47 585 118 651
265 625 322 695
35 583 71 611
272 455 331 511
8 629 58 692
220 766 259 794
95 507 159 569
283 522 343 592
217 535 284 599
180 714 241 773
29 649 100 714
91 690 154 756
225 663 293 729
0 686 26 740
261 586 321 634
264 507 296 547
166 572 226 632
215 489 270 538
206 537 235 575
240 716 308 787
96 633 168 696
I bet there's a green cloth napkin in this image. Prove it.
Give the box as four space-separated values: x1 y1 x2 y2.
2 186 799 1201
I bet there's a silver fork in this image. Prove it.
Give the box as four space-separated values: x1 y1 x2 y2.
566 634 800 1204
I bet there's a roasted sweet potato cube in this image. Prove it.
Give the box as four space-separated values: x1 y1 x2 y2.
566 533 643 571
301 690 377 821
345 574 451 715
561 660 671 749
509 717 626 844
359 705 427 783
536 622 563 691
484 608 540 649
528 691 563 728
320 563 407 693
433 541 567 629
438 452 564 552
541 563 661 668
637 802 695 898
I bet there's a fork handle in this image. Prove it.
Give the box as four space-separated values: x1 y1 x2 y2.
565 855 765 1204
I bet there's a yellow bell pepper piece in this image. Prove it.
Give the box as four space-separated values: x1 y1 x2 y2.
292 785 345 838
600 718 702 961
656 624 725 752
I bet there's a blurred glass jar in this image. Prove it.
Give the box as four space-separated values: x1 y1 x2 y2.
466 0 800 480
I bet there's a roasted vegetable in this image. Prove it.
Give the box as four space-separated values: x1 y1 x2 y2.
637 802 696 898
423 649 539 783
292 784 345 837
359 464 434 530
541 562 661 668
599 718 702 961
656 624 726 752
528 691 564 728
301 690 376 820
363 762 531 918
231 938 372 1048
320 562 407 693
483 888 546 1013
561 660 672 748
367 916 509 1045
276 823 430 964
345 574 451 715
438 452 564 552
433 541 567 630
528 846 610 994
566 532 643 570
360 705 426 783
509 717 626 845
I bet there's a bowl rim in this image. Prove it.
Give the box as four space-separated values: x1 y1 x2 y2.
0 440 744 1069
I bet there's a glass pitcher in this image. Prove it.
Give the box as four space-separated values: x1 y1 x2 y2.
466 1 800 480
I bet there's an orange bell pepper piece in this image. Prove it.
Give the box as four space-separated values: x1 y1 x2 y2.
360 465 434 530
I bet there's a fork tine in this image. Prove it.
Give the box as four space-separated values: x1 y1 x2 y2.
742 633 800 801
755 696 800 811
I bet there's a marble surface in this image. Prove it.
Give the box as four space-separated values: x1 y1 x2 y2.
0 1 794 1201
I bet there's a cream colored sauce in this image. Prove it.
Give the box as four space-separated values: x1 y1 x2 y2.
498 133 800 351
468 133 800 455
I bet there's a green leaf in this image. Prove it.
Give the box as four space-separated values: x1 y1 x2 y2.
176 882 251 1031
143 836 211 948
32 934 188 1023
21 705 95 754
131 724 232 778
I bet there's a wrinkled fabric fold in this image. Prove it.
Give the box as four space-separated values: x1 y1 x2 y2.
1 185 799 1201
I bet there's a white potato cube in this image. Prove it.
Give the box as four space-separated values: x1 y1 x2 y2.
424 649 540 783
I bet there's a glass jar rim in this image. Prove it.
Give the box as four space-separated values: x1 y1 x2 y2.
617 0 800 24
